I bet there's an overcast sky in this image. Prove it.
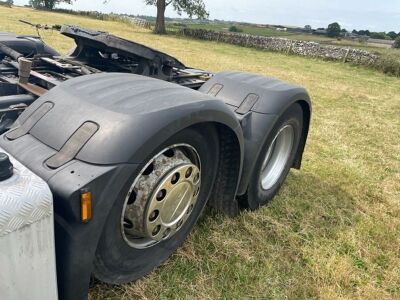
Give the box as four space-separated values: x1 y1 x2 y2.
14 0 400 32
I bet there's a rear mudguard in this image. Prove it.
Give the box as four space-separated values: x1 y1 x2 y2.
199 71 311 196
0 73 243 300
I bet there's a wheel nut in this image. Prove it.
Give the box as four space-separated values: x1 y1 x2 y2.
156 189 166 201
149 210 159 222
171 172 180 184
185 167 193 178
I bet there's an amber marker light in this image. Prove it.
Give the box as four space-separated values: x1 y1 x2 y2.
80 190 92 223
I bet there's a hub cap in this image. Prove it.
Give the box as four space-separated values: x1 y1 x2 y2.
260 125 294 190
121 145 201 249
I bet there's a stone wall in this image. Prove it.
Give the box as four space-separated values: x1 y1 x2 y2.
180 28 379 66
128 17 152 29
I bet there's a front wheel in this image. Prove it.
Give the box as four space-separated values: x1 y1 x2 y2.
243 103 303 210
93 125 219 284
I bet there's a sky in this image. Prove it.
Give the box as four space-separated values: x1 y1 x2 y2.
14 0 400 32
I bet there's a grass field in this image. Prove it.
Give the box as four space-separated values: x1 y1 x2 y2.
170 22 400 63
1 6 399 300
181 22 291 37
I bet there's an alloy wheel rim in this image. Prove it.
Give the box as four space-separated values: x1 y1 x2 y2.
260 125 294 190
121 144 201 249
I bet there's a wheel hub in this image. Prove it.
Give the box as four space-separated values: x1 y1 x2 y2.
121 146 201 248
144 164 200 241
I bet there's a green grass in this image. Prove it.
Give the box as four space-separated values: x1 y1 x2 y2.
174 22 291 37
173 22 400 63
176 24 400 77
2 6 400 300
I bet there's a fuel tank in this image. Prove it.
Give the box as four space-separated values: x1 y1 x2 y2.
0 148 58 300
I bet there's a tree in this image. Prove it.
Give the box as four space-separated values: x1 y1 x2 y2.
357 29 370 36
228 25 242 33
370 32 387 40
144 0 208 34
304 25 312 32
388 31 398 40
30 0 73 9
394 37 400 49
327 22 341 37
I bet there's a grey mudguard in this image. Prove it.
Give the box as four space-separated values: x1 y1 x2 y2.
199 71 311 195
0 73 244 300
199 71 311 116
5 73 243 165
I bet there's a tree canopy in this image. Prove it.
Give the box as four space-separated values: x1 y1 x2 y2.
394 37 400 49
29 0 73 9
228 25 242 33
387 31 398 40
144 0 208 34
352 29 399 40
327 22 341 37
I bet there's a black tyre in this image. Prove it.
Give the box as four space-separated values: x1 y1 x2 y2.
93 125 219 284
244 103 303 210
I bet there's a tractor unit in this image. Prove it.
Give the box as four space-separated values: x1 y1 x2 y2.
0 24 311 300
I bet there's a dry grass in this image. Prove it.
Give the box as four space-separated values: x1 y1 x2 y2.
1 6 399 300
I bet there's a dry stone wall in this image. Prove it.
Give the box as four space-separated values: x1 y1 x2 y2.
180 29 379 66
127 17 152 29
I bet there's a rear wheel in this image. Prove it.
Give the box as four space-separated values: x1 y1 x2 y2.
93 126 219 284
243 103 303 210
